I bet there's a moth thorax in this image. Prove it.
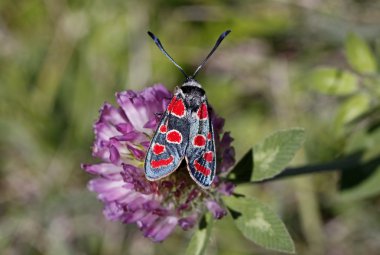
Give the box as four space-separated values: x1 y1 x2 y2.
180 84 206 99
182 80 202 88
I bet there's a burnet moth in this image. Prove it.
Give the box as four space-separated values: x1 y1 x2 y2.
144 30 231 189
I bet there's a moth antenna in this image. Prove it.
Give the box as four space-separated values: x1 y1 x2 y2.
147 31 189 80
192 30 231 79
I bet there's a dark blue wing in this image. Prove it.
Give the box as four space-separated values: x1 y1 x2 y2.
145 92 189 180
185 98 216 188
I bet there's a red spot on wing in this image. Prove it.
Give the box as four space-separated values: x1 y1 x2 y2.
168 97 185 118
151 156 174 168
159 124 167 133
166 130 182 144
197 103 208 120
203 151 214 162
193 135 206 147
152 143 165 155
194 160 211 176
167 97 177 111
207 132 212 140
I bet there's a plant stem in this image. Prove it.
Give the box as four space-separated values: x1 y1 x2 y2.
257 151 364 183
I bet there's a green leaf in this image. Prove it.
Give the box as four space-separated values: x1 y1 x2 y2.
185 214 213 255
345 33 377 74
224 196 295 253
340 166 380 201
308 67 358 95
252 128 305 181
227 149 254 184
335 93 371 128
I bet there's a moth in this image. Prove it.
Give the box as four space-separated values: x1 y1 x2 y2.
144 30 231 188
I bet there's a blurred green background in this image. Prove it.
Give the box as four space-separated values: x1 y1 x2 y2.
1 0 380 254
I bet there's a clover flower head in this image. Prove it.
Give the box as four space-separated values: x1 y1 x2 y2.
82 84 235 242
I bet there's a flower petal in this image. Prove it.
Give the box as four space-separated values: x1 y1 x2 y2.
116 91 150 132
143 118 158 129
205 200 227 219
123 209 148 223
112 131 141 141
99 103 128 125
81 163 123 176
145 216 178 242
127 144 145 160
179 213 198 230
109 144 121 164
137 213 159 230
103 202 124 220
217 182 235 196
115 123 134 134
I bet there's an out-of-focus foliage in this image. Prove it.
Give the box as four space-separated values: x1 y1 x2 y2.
309 32 380 202
1 0 380 254
345 33 378 75
185 214 213 255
